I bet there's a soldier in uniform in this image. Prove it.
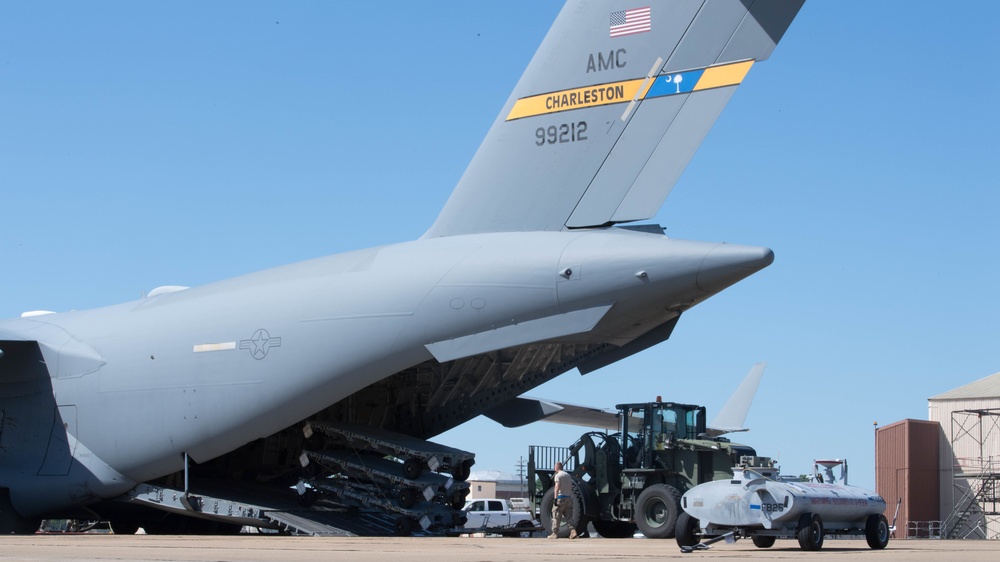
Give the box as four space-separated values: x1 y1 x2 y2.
548 462 577 539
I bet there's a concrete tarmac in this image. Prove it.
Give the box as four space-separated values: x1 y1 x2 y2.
0 535 997 562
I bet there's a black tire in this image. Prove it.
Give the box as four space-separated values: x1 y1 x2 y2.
503 519 535 538
394 516 415 536
402 458 422 480
865 514 889 549
515 519 535 538
751 534 776 548
593 519 637 539
398 487 418 509
635 484 681 539
674 512 699 547
539 487 586 538
108 520 140 535
539 487 558 535
796 513 824 551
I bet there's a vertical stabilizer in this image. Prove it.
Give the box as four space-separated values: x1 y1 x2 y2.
708 361 766 435
425 0 804 237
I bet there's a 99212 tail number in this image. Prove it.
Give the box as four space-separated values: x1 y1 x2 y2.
535 121 587 146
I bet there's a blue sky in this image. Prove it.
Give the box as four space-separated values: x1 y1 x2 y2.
2 1 998 491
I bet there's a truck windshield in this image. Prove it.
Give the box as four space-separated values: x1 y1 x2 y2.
651 405 679 437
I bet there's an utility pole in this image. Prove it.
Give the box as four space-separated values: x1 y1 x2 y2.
515 456 526 496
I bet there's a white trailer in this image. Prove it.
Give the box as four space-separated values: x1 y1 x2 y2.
676 457 890 552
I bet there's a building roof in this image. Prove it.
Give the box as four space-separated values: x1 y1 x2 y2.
930 371 1000 401
467 469 519 483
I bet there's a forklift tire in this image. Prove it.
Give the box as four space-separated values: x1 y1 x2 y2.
674 512 699 547
635 484 681 539
593 519 637 539
539 487 586 538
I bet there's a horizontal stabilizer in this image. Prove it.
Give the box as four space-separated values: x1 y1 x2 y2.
424 305 612 363
489 362 765 436
426 0 804 237
484 396 642 432
483 397 567 429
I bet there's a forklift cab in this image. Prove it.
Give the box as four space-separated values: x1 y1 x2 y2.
618 399 707 469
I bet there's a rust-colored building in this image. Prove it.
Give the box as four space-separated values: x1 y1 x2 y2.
875 419 941 538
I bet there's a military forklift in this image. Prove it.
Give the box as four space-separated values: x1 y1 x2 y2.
528 397 756 538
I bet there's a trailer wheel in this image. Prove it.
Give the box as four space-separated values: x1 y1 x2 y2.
796 513 824 551
593 520 637 539
865 514 889 549
751 535 776 548
635 483 681 539
674 512 699 547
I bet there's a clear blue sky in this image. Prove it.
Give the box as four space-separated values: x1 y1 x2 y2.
2 1 998 491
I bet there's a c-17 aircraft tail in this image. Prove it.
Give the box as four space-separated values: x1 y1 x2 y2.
427 1 803 237
1 1 803 536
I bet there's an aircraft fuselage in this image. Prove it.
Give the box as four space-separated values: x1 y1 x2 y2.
0 228 771 516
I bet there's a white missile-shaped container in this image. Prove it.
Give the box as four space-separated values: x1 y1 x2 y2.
676 457 890 552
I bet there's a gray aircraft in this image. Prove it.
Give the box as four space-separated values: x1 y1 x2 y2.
0 1 803 534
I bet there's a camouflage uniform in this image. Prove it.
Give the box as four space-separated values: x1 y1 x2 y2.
549 468 577 539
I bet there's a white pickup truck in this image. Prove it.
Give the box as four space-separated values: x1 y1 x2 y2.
462 499 535 535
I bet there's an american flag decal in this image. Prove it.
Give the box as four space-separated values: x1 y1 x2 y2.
610 6 651 38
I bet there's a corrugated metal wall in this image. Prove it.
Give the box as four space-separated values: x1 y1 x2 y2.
929 398 1000 463
929 397 1000 538
876 419 941 538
